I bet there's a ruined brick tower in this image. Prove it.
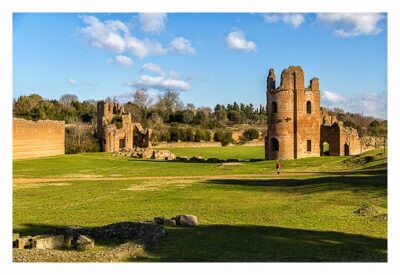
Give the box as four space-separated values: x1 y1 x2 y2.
265 66 321 159
265 65 361 160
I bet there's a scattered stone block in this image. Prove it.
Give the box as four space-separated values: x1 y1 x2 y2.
163 219 176 227
142 148 154 159
75 235 95 251
154 216 165 225
177 156 188 161
190 156 205 162
375 214 388 221
354 205 381 216
226 158 240 162
64 235 74 248
206 158 220 163
31 235 65 250
152 150 176 160
176 215 198 226
15 236 32 249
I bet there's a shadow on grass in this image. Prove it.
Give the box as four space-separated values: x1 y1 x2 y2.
205 172 387 195
133 224 387 262
16 223 387 262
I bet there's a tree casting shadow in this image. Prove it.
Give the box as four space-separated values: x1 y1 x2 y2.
205 173 387 195
133 224 387 262
16 223 387 262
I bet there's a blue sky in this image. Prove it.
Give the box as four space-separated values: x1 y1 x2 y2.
13 13 387 118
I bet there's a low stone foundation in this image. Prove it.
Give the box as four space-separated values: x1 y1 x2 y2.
113 148 176 160
13 222 166 252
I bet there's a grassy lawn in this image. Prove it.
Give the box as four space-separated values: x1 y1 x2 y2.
13 146 387 262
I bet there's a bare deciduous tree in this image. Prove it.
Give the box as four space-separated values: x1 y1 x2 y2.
133 89 152 108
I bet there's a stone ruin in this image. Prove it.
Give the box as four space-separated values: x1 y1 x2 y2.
113 147 176 160
154 214 198 227
265 65 361 160
97 101 152 152
13 222 166 251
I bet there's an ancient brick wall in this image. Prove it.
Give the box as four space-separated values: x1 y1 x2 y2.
295 80 321 159
266 66 321 160
340 126 361 155
320 124 341 156
13 118 65 159
266 89 295 159
97 101 151 152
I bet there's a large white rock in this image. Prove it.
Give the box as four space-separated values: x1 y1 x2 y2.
176 215 198 226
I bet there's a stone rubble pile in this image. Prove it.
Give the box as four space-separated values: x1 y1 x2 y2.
153 214 198 227
13 221 166 251
113 148 176 160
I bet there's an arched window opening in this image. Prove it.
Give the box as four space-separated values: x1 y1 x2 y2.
322 141 330 156
306 101 312 114
344 144 350 156
271 138 279 151
271 101 278 113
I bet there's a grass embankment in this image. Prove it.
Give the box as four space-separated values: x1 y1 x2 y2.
13 147 387 262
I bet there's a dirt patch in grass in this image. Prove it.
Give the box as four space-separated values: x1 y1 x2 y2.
13 182 71 190
123 179 196 191
48 182 71 187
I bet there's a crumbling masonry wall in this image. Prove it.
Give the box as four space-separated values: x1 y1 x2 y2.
265 65 361 160
13 118 65 159
97 101 151 152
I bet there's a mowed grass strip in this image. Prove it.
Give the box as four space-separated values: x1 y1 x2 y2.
13 146 386 179
13 148 387 262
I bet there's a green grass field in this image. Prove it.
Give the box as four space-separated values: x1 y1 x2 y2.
13 146 387 262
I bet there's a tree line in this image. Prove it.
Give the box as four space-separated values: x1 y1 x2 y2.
13 91 387 152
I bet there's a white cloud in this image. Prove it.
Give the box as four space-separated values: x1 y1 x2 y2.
80 15 128 53
262 13 305 29
139 13 167 34
115 55 133 66
142 63 165 75
169 37 196 54
316 13 385 37
225 30 256 52
321 90 344 103
68 78 77 85
321 90 387 119
124 36 166 58
128 63 189 91
128 75 190 91
80 15 167 59
108 55 133 66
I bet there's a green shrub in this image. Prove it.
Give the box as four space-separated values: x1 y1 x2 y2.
214 129 233 146
205 130 212 141
194 129 206 142
169 126 180 142
242 128 260 142
182 128 194 142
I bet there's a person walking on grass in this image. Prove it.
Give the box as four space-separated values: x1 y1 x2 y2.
276 160 281 174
